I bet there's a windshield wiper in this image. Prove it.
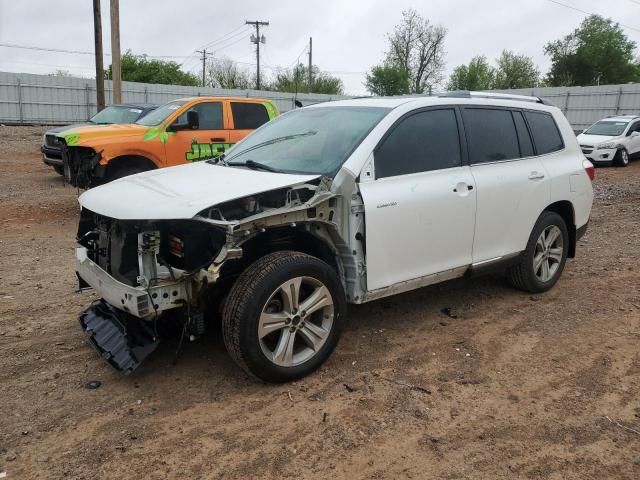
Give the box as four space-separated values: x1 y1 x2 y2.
227 159 282 173
206 153 228 166
225 131 317 162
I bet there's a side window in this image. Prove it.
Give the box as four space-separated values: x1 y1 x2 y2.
375 108 461 179
463 108 520 163
627 122 640 135
524 111 564 155
512 111 535 158
177 102 223 130
231 102 270 130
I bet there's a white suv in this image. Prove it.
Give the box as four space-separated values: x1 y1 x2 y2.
74 92 594 382
577 115 640 167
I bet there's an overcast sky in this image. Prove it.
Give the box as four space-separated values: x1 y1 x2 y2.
1 0 640 95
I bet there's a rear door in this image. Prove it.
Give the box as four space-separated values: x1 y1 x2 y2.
465 107 551 263
164 100 230 166
625 120 640 155
359 107 476 291
228 101 272 146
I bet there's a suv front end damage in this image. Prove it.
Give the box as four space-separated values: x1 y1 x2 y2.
75 177 348 373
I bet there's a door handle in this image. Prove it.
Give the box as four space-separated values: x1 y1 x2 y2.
528 171 545 180
211 137 225 142
453 184 474 193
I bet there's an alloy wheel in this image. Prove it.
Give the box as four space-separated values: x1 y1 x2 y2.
533 225 564 282
258 276 334 367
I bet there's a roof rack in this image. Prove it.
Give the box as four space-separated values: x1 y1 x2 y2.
439 90 552 105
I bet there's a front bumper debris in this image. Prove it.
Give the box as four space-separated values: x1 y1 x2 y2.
79 299 159 374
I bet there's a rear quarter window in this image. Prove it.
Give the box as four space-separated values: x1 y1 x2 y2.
463 108 520 163
524 111 564 155
231 102 270 130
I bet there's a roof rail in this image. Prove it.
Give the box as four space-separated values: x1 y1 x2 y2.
439 90 552 105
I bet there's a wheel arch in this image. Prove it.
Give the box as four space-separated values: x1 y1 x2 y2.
543 200 576 258
105 154 158 176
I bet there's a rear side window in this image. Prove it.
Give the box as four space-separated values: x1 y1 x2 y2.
512 111 535 157
463 108 520 163
524 111 564 155
231 102 270 130
375 108 461 179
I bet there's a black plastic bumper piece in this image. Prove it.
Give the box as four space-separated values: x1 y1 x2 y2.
79 299 159 374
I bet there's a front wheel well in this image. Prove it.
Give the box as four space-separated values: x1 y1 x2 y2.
543 201 576 258
105 155 157 177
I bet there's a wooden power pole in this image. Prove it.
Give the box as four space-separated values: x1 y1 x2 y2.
110 0 122 104
93 0 105 111
308 37 313 93
246 20 269 90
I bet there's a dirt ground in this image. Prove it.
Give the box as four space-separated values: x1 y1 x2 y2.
0 125 639 480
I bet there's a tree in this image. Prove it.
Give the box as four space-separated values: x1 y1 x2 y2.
268 64 344 95
447 55 495 91
545 15 640 86
365 64 410 96
493 50 540 89
384 9 447 93
206 57 252 89
49 69 73 77
105 50 200 86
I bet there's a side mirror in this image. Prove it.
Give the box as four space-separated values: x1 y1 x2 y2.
631 131 640 138
170 110 199 131
294 100 303 108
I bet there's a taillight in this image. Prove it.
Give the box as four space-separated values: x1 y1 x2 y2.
583 159 595 182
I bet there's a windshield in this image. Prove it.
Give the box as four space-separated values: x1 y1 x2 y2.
136 100 187 126
584 120 628 136
89 105 145 124
223 106 390 175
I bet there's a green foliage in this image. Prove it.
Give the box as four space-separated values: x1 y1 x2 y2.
545 15 640 86
365 64 410 96
206 57 252 89
384 9 447 93
106 50 200 86
447 56 495 91
268 64 344 95
494 50 540 89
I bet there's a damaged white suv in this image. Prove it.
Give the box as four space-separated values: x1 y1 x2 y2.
75 92 594 382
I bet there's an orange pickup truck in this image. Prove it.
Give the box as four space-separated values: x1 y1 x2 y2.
57 96 279 188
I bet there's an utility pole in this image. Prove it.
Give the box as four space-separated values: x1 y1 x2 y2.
93 0 105 111
195 49 211 87
110 0 121 103
308 37 313 93
246 20 269 90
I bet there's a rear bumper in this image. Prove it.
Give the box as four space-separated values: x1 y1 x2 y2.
75 246 189 319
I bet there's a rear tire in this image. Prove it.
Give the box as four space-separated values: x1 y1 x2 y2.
222 251 345 383
614 148 629 167
507 211 569 293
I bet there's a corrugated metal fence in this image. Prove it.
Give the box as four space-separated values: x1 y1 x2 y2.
0 71 351 125
3 70 640 129
493 84 640 130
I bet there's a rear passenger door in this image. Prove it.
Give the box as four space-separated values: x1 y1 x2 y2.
465 107 551 263
359 107 476 291
228 101 272 146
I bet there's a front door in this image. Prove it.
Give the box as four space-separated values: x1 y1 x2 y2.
164 100 230 166
359 107 476 292
626 120 640 156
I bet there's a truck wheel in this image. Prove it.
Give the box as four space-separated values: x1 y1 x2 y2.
106 164 148 183
222 251 345 383
614 148 629 167
507 211 569 293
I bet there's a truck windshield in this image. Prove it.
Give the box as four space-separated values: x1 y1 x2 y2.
223 106 390 175
136 100 187 126
584 121 628 136
90 105 144 124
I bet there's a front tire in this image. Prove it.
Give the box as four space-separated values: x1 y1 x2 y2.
507 211 569 293
614 148 629 167
222 251 346 383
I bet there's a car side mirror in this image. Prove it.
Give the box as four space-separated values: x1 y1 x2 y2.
582 129 587 134
170 110 199 131
631 131 640 138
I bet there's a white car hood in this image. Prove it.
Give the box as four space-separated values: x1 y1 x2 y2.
79 162 320 220
576 133 620 146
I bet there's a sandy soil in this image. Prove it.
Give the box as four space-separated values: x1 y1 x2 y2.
0 125 639 480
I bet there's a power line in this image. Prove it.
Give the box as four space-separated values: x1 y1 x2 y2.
545 0 640 33
0 42 190 58
194 24 248 51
